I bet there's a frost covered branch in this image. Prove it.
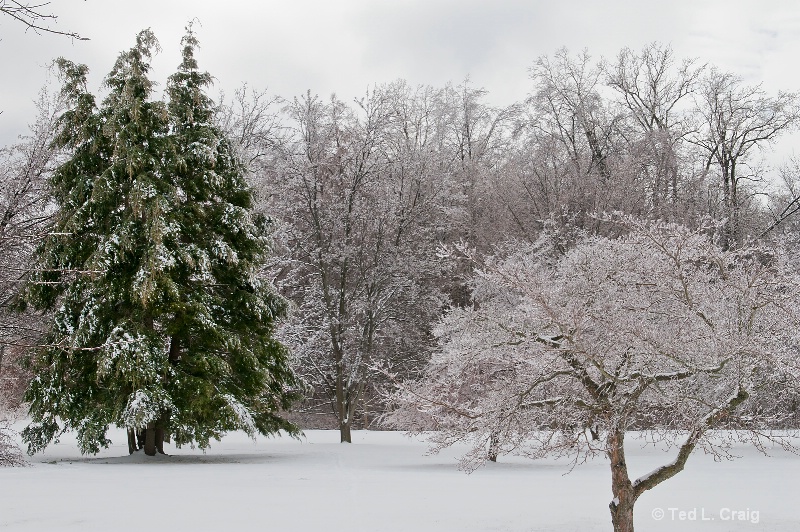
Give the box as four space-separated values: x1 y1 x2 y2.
386 220 800 532
0 1 87 40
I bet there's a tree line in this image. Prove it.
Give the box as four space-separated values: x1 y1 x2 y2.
3 37 800 445
239 44 800 441
2 27 800 532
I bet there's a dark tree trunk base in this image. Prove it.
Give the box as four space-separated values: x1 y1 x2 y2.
143 424 167 456
340 421 352 443
127 428 137 455
155 426 166 454
144 426 156 456
610 501 636 532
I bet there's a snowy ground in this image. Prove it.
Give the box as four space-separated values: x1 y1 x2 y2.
0 426 798 531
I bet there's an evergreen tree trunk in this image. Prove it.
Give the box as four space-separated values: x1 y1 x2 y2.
155 426 166 455
143 422 167 456
127 428 137 455
144 424 156 456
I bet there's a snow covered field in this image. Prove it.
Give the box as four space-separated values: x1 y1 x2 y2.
1 426 798 531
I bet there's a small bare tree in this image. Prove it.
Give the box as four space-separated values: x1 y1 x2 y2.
524 48 646 233
270 84 463 441
606 43 703 219
386 218 800 532
215 84 285 174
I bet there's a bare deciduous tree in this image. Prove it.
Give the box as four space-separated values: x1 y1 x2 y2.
690 70 799 248
270 87 447 442
524 48 641 232
216 84 285 174
0 87 63 465
530 49 619 184
606 43 703 219
386 218 800 532
762 158 800 237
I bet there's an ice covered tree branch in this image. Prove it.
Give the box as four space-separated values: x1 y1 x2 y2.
631 386 749 497
386 219 800 532
0 1 87 40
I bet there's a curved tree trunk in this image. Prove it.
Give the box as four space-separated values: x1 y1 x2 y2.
608 430 637 532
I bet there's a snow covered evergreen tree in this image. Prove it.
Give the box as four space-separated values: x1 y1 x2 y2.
20 28 298 456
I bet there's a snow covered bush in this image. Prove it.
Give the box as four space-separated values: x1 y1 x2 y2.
386 218 800 532
0 426 24 467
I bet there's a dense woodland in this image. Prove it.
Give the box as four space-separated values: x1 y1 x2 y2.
235 44 800 439
2 37 800 461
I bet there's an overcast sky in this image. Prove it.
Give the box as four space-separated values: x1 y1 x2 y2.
2 0 800 148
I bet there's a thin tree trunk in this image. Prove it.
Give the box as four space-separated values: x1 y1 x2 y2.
730 161 739 248
488 432 500 462
670 158 678 217
721 169 731 250
334 356 351 443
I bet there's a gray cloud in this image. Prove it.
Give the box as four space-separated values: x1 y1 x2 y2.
1 0 799 146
